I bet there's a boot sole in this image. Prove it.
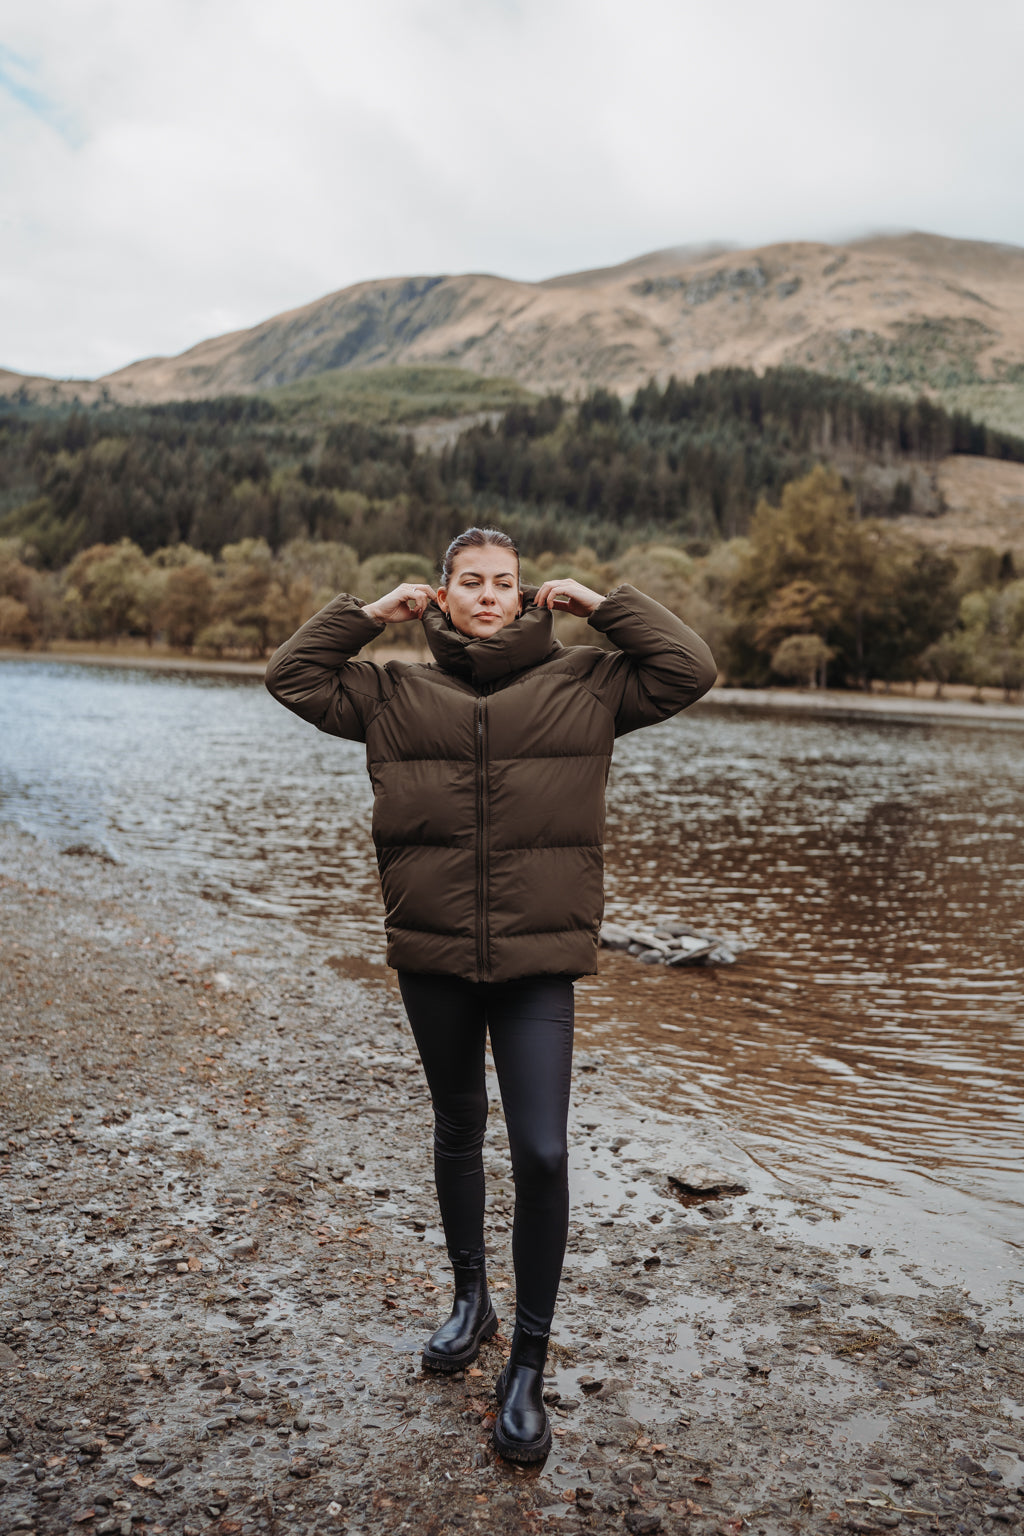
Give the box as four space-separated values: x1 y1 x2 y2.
492 1417 552 1463
421 1307 498 1373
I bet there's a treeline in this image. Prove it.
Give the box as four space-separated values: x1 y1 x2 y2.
4 368 1024 569
2 468 1022 695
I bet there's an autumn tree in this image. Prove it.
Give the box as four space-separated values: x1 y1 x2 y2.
63 540 159 641
153 546 216 649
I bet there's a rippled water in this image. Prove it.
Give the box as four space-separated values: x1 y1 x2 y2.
3 659 1023 1288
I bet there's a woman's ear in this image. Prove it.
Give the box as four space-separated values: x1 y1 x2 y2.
437 585 448 614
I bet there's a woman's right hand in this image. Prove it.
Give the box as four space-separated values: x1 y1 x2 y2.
363 583 437 624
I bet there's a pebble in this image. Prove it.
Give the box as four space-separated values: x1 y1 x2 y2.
624 1513 662 1534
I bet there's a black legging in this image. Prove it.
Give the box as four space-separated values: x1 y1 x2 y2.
398 972 574 1335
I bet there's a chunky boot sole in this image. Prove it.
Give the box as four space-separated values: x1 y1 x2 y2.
421 1305 498 1373
492 1365 552 1463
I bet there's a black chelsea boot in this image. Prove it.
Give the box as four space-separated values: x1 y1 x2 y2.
421 1254 498 1373
493 1321 551 1462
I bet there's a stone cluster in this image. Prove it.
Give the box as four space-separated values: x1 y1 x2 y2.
599 920 745 966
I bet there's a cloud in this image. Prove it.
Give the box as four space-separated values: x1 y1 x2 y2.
3 0 1024 378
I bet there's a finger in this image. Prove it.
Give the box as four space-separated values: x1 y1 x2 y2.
535 581 565 609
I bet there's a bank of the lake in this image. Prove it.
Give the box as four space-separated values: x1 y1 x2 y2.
4 644 1024 729
2 826 1022 1536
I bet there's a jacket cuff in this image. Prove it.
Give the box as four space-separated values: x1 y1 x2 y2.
586 584 640 634
318 593 387 642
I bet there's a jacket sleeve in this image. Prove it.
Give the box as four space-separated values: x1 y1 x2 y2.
583 583 717 736
263 594 394 743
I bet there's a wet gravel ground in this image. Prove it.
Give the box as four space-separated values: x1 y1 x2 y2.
2 826 1022 1536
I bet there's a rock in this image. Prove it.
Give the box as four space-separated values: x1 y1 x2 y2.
668 1165 747 1199
989 1436 1021 1457
61 842 118 864
226 1237 256 1257
665 938 716 965
624 1513 662 1534
618 1462 655 1483
784 1297 820 1314
597 923 633 951
890 1467 917 1485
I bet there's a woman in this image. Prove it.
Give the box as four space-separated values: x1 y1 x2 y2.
265 527 716 1462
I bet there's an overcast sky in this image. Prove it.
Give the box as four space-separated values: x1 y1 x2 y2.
3 0 1024 380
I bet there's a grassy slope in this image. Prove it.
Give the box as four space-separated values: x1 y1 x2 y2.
259 364 536 425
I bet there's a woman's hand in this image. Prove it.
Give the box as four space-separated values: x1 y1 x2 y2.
533 578 605 617
363 583 437 624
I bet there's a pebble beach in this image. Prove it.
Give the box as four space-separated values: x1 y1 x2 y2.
2 826 1022 1536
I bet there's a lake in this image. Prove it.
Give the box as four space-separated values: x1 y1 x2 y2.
2 657 1022 1301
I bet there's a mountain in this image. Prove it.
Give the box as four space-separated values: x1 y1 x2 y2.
6 233 1024 430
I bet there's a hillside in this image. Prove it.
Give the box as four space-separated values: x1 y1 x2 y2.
5 233 1024 432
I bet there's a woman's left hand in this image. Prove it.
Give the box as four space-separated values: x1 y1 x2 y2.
533 578 605 617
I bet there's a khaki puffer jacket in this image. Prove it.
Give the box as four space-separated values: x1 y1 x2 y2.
265 585 715 982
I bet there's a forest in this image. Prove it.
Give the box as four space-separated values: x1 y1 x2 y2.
1 368 1022 693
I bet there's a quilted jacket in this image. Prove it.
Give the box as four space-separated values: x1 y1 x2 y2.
264 585 715 982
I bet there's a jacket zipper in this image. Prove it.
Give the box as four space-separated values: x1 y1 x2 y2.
475 696 488 980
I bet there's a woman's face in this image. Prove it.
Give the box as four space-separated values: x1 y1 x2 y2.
438 545 521 638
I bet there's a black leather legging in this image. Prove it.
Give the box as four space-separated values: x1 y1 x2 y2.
398 971 574 1335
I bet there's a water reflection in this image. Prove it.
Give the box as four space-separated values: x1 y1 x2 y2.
2 659 1022 1268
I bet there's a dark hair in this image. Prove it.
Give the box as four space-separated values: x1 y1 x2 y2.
440 527 520 586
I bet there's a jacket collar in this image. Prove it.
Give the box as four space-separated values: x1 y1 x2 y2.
422 585 559 684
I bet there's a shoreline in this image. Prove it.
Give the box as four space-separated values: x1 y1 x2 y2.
4 644 1024 728
2 824 1021 1535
